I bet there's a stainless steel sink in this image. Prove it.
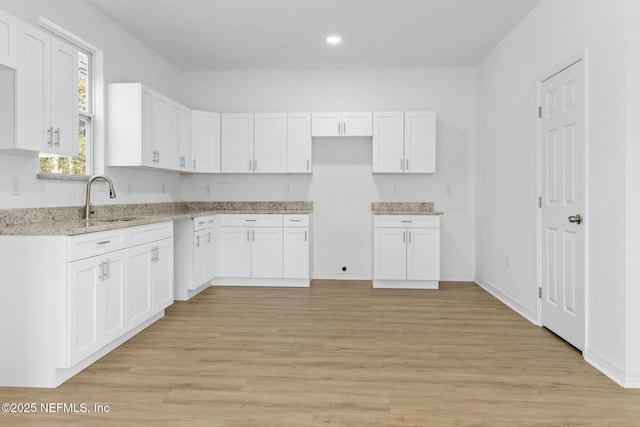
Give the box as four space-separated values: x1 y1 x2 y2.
83 217 141 226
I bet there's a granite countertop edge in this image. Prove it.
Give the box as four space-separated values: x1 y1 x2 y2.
0 206 313 236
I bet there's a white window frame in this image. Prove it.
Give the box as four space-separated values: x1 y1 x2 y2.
37 17 105 180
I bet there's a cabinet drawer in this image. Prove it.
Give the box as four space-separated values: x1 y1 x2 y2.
373 215 440 228
284 214 309 227
219 214 283 227
68 229 127 261
126 221 173 247
193 215 216 231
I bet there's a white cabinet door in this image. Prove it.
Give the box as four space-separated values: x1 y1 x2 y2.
203 228 215 281
251 227 283 278
404 111 436 173
50 38 78 156
193 230 208 288
152 238 174 312
219 227 252 277
311 112 341 137
406 227 440 281
152 93 169 169
221 113 254 173
254 113 286 173
126 243 154 329
0 10 17 68
191 110 220 173
287 113 312 173
140 86 154 167
283 227 309 278
166 100 181 170
16 22 50 152
68 256 102 366
343 112 373 137
178 106 192 171
102 251 126 344
372 112 404 173
373 228 407 280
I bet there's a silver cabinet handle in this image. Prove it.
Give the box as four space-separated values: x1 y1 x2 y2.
157 151 160 163
47 127 53 147
337 122 340 135
307 159 310 171
249 159 252 171
343 122 346 135
99 261 105 281
254 159 257 171
193 158 197 170
104 259 110 279
289 219 302 222
207 232 211 243
304 230 307 242
245 219 257 222
406 159 409 171
180 156 185 167
252 230 255 241
97 240 111 245
408 231 412 243
195 235 200 247
55 128 61 147
400 220 413 223
247 230 250 241
403 231 406 243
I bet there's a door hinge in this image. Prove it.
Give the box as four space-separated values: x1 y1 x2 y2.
538 196 542 208
538 106 542 118
538 287 542 299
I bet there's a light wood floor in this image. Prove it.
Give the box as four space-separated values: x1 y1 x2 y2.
2 281 640 426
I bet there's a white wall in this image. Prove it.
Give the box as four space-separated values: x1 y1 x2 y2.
0 0 184 208
181 68 476 281
476 0 630 383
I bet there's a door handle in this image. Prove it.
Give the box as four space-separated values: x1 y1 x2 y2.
55 128 61 147
568 214 583 224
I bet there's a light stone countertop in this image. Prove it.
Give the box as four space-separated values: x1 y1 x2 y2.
371 202 443 215
0 201 313 236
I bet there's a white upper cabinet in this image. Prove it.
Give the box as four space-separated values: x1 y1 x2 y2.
372 111 436 174
311 112 372 137
254 113 286 173
177 105 192 171
0 9 17 68
286 113 312 173
6 22 78 156
221 113 254 173
108 83 187 171
191 110 220 173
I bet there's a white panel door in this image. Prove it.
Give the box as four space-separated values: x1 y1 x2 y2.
68 256 101 366
140 87 154 167
251 227 283 278
540 59 585 351
166 101 181 170
373 228 407 280
343 112 373 136
203 229 215 281
311 112 341 137
152 94 169 169
178 106 192 171
254 113 286 173
405 111 436 173
191 110 220 173
102 251 126 344
283 227 309 278
0 10 17 68
286 113 312 173
193 230 208 287
126 243 154 329
219 227 252 277
373 112 404 173
406 228 440 281
221 113 254 173
17 22 50 152
50 38 78 156
152 238 174 312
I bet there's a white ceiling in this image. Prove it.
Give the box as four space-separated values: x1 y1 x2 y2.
87 0 540 71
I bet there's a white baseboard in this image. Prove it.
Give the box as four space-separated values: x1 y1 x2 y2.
210 277 310 287
583 346 626 387
440 276 475 282
474 276 539 325
623 371 640 388
373 279 438 289
312 273 371 281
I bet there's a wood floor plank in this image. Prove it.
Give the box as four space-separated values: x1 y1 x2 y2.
1 281 639 425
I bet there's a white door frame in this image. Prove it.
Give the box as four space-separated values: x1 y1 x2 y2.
536 50 589 347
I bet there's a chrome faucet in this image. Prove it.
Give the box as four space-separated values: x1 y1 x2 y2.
85 175 117 219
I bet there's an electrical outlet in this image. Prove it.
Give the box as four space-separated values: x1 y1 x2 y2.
284 184 290 193
161 183 166 194
204 185 211 195
445 185 452 196
126 183 132 195
10 176 20 195
392 185 399 195
340 265 349 273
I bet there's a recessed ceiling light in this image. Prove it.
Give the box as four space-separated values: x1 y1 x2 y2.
326 35 342 45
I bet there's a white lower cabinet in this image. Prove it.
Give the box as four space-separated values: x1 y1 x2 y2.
68 249 126 367
174 215 216 300
214 214 310 287
373 215 440 289
0 221 173 387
